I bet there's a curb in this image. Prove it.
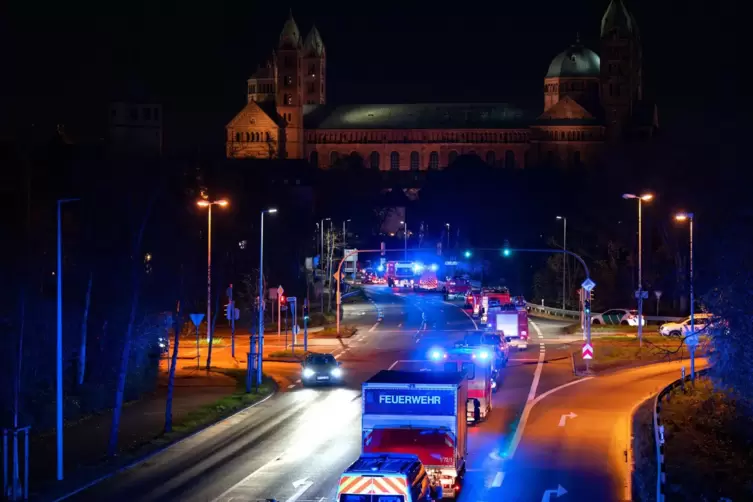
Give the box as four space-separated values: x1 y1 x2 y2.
48 381 277 502
653 367 711 502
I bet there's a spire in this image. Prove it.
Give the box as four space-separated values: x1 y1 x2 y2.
279 11 302 49
303 25 325 57
600 0 634 37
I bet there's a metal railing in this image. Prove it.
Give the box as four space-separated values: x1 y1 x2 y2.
525 302 682 324
653 367 711 502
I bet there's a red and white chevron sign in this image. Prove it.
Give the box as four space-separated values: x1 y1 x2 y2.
582 343 594 360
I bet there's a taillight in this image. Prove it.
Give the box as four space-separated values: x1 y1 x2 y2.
520 330 528 339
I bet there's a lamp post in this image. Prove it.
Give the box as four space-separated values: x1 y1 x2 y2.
445 223 451 250
675 212 696 380
320 217 330 314
400 220 408 260
197 199 229 343
257 208 277 385
342 219 351 280
623 193 653 347
556 216 567 310
56 198 79 480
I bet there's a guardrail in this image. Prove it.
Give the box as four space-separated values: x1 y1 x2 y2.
525 303 682 324
653 367 711 502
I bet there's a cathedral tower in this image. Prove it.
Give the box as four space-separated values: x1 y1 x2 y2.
302 26 326 105
275 13 305 158
600 0 643 140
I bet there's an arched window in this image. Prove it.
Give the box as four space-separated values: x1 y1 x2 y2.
235 132 240 142
245 132 251 142
284 94 292 105
429 152 439 170
448 151 458 166
310 151 319 167
486 151 496 166
370 151 380 170
410 151 419 170
330 151 339 165
266 131 271 142
505 150 515 169
390 151 400 170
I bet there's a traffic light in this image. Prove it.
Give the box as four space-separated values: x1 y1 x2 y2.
584 293 591 315
303 304 309 321
502 240 511 257
280 295 286 306
464 250 472 258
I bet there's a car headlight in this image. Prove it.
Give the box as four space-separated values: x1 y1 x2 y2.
302 368 315 378
331 367 343 378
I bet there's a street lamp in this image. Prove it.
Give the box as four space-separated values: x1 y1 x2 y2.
556 216 567 310
622 193 653 347
319 217 330 314
342 219 351 280
257 208 277 385
197 199 229 343
400 220 408 260
56 197 79 480
675 211 696 379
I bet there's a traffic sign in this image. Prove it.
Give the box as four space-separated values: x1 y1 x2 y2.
333 271 341 281
654 290 663 299
277 285 284 296
582 343 594 360
288 296 297 303
581 278 596 292
683 325 699 347
635 289 649 299
293 325 300 335
189 313 205 327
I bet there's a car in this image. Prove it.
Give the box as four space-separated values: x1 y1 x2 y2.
301 352 343 386
660 313 715 337
591 308 646 326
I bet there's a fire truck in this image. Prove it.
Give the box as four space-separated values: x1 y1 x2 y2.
467 287 512 318
385 261 418 288
428 345 494 422
440 276 472 300
484 303 529 351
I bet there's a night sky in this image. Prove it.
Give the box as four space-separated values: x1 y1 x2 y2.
3 1 733 157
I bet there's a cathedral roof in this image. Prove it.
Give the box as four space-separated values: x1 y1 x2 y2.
279 13 302 49
601 0 636 37
303 26 325 57
546 42 600 78
303 103 531 129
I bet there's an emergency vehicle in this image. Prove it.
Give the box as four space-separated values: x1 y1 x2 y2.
467 288 511 318
336 453 433 502
415 264 439 290
360 371 469 498
440 277 472 300
428 346 494 422
385 261 418 288
485 303 529 350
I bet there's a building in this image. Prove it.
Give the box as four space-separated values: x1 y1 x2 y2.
109 101 163 156
226 0 657 169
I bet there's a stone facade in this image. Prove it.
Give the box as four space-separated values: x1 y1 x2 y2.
226 1 657 169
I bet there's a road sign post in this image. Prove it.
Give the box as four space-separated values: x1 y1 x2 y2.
303 298 309 352
581 278 596 373
227 285 235 358
189 313 205 369
277 285 284 339
289 297 297 352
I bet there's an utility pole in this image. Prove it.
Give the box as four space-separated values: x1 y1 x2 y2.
557 216 567 310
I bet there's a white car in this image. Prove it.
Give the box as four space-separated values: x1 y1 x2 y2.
659 313 714 337
591 308 646 326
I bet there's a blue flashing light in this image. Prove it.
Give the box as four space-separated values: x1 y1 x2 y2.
464 250 472 259
478 350 490 360
429 348 446 361
430 263 438 272
377 264 384 272
502 248 511 257
413 263 425 273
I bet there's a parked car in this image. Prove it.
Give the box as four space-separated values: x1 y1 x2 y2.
660 313 715 337
591 308 646 326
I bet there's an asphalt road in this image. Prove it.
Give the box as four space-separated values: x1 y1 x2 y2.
494 358 709 502
60 286 578 502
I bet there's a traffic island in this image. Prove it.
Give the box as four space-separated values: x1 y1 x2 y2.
570 335 692 374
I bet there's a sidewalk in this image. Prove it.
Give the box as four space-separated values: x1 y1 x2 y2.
29 360 252 497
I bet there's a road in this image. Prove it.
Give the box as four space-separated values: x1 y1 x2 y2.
60 286 576 502
494 358 708 502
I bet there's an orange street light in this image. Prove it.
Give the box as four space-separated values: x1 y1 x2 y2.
196 198 229 348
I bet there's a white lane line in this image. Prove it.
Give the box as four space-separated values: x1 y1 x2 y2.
295 379 301 383
491 471 504 487
368 322 380 332
287 384 295 389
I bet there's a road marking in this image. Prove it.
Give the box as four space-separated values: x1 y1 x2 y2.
541 484 567 501
368 321 380 332
287 384 296 389
398 323 403 328
491 471 504 487
558 412 577 427
295 379 301 383
444 301 478 329
286 478 315 502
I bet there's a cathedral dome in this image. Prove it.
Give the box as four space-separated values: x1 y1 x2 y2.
546 43 600 78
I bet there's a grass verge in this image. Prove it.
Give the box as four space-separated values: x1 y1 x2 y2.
631 398 657 502
153 369 274 445
312 325 358 338
562 323 659 335
661 378 753 501
572 335 691 373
